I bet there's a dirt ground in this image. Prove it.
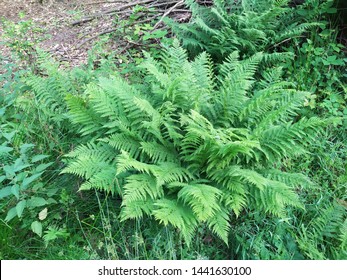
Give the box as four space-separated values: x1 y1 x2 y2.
1 1 346 67
0 0 125 66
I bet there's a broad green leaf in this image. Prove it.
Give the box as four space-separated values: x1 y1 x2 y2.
31 221 42 237
0 145 13 153
11 185 20 199
31 154 50 163
2 131 16 141
43 227 70 243
3 165 15 177
20 143 35 154
27 197 47 208
38 208 48 220
13 158 31 172
46 198 57 204
46 188 58 197
143 30 167 40
326 8 337 14
0 175 7 183
35 162 53 173
22 172 43 189
16 200 26 218
297 10 307 16
5 207 17 222
15 171 26 182
0 186 12 199
33 182 44 191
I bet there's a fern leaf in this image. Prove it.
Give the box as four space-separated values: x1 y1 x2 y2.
178 183 222 221
65 94 104 136
153 198 198 245
123 174 162 203
207 207 231 245
120 198 154 220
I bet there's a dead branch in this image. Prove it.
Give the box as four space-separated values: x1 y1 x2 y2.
83 1 128 5
152 0 184 29
76 28 117 48
76 14 158 48
73 0 195 48
71 0 155 26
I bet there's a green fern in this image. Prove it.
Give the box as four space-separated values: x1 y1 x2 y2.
297 202 347 259
166 0 323 61
63 43 331 245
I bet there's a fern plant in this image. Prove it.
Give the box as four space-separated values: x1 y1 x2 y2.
166 0 323 61
296 202 347 259
16 49 116 155
63 42 331 244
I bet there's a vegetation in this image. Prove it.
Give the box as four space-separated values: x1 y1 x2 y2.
1 0 346 260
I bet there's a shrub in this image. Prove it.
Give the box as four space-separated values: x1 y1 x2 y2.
63 42 332 244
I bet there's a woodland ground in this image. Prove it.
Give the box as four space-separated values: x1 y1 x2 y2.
0 0 346 260
1 1 346 64
0 0 135 66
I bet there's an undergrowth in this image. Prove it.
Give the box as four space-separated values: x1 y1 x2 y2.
0 0 346 260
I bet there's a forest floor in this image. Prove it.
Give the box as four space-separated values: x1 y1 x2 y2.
0 0 128 66
1 1 346 67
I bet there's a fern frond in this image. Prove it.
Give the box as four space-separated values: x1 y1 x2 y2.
79 165 118 194
153 198 198 245
253 180 303 216
153 162 194 187
297 202 347 259
177 183 222 221
65 94 104 136
207 207 231 244
88 76 139 121
105 133 142 158
116 151 155 175
120 198 154 220
259 169 313 188
140 141 178 163
62 143 115 180
222 182 248 217
274 22 323 43
140 52 171 88
123 174 162 203
257 117 327 161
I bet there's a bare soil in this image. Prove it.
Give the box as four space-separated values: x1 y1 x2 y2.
0 0 125 66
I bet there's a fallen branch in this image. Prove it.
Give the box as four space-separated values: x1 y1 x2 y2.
147 0 185 8
76 28 117 48
152 0 184 29
71 0 155 26
83 1 128 5
76 15 158 48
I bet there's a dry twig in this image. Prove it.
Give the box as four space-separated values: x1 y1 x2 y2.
152 0 184 29
71 0 155 25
